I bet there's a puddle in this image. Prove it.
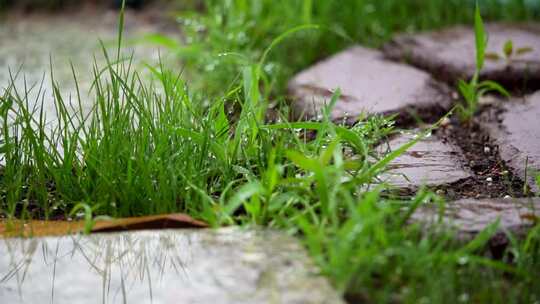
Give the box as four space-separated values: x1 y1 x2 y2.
0 228 343 304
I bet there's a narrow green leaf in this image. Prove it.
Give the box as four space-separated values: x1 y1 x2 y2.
503 40 513 58
461 220 500 253
224 182 264 216
478 80 510 97
286 150 318 172
474 2 487 71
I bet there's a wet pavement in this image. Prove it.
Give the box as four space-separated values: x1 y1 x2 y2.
0 9 177 119
0 228 343 304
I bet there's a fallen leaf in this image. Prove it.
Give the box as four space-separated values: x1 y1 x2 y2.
92 213 208 232
0 213 208 238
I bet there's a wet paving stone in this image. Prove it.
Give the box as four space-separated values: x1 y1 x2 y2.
0 10 176 118
288 46 453 124
384 23 540 91
375 132 472 189
412 197 540 236
481 92 540 193
0 228 343 304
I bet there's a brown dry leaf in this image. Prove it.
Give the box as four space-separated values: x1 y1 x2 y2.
92 213 208 232
0 213 208 238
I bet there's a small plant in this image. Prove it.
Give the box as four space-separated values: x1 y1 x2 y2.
456 3 510 122
485 39 534 63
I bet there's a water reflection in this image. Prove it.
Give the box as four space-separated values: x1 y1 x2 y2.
1 231 195 304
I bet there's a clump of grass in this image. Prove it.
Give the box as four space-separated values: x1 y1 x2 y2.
0 39 397 225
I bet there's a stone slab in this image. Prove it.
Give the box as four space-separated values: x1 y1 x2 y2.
482 92 540 193
412 197 540 235
376 132 471 188
0 10 177 120
288 46 452 124
384 23 540 90
0 228 343 304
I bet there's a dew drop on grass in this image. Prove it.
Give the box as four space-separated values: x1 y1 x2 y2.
458 256 469 265
263 63 276 74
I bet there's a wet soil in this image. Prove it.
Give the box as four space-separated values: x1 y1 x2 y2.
438 115 530 199
381 106 531 201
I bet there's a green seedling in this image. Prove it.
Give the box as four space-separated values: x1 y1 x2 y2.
456 3 510 122
485 39 534 63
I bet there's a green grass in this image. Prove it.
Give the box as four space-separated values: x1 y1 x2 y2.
145 0 538 96
1 0 540 303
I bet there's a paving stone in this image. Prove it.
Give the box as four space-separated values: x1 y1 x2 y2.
375 132 472 188
384 23 540 90
0 228 343 304
288 46 453 124
0 10 177 120
412 197 540 236
482 92 540 193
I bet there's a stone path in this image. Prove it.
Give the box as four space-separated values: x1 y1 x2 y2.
0 228 343 304
383 23 540 91
290 22 540 238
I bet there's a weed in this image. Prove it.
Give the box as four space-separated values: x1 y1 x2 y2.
456 3 510 122
485 39 534 63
